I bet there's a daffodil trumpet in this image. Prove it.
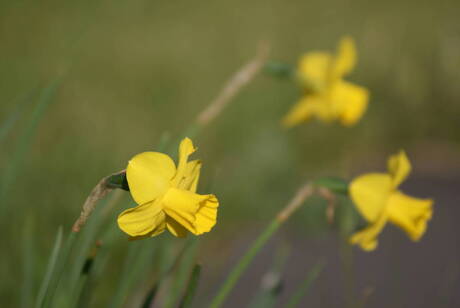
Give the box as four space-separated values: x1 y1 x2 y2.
117 137 219 239
349 151 433 251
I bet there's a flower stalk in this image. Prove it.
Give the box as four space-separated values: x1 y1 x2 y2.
209 182 314 308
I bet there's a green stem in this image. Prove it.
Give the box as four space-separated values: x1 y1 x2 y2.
286 261 325 308
209 182 314 308
209 220 280 308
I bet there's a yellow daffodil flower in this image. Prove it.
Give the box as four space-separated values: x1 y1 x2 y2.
349 151 433 251
282 36 369 127
117 138 219 239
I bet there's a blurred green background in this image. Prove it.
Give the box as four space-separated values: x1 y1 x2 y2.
1 0 460 306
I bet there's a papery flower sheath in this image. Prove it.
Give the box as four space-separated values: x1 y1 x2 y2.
117 138 219 239
282 36 369 127
349 151 433 251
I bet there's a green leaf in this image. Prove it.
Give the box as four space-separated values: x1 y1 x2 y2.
249 245 289 308
21 215 35 308
178 264 202 308
42 231 78 307
140 284 159 308
35 227 64 308
0 78 62 213
285 261 325 308
0 85 38 144
165 238 199 308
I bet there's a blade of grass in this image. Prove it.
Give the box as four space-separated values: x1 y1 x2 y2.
249 274 283 308
21 215 36 308
249 245 290 308
0 85 38 144
108 241 150 308
178 264 202 308
68 195 113 292
285 261 325 308
70 241 101 308
139 238 196 308
0 78 62 213
41 231 77 308
141 284 159 308
164 238 199 308
35 227 63 308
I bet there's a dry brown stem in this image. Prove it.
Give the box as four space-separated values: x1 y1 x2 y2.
276 182 314 223
72 170 124 232
317 187 337 224
196 42 270 127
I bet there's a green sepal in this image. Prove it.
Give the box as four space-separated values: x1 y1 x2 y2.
313 177 349 195
264 61 295 79
106 172 129 191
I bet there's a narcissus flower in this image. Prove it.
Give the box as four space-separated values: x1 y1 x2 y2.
117 138 219 239
349 151 433 251
282 36 369 127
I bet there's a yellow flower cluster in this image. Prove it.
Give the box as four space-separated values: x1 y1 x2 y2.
116 37 433 252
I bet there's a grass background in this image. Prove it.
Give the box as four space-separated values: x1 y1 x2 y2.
1 0 460 306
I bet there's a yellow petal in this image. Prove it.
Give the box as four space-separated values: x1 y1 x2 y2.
127 152 176 205
128 225 166 241
161 187 204 234
281 95 329 128
330 81 369 126
162 187 218 235
331 36 356 81
387 151 411 188
349 173 392 222
166 216 188 238
178 160 201 192
387 191 433 241
195 194 219 235
349 212 388 251
117 200 166 237
297 52 332 91
172 137 196 186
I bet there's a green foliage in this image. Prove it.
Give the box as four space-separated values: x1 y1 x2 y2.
0 0 455 306
286 261 325 308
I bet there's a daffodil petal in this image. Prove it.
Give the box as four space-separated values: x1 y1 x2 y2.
281 95 325 128
330 81 369 126
178 160 201 192
172 137 196 186
349 212 388 251
166 216 188 238
298 52 332 91
128 224 166 241
162 187 204 234
331 36 356 81
117 200 165 237
387 151 411 188
350 173 392 222
195 194 219 235
127 152 176 204
387 191 433 241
